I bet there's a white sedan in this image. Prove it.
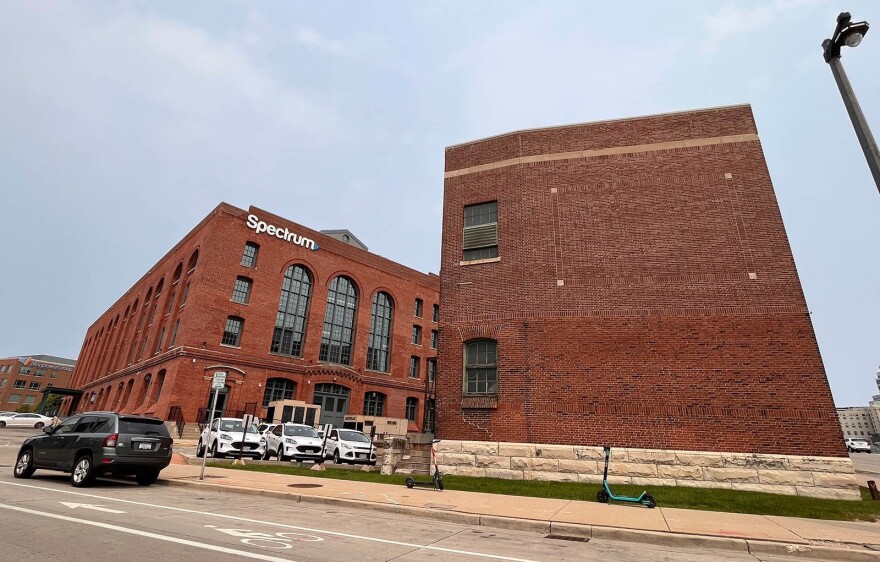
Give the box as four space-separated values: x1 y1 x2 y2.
0 413 55 429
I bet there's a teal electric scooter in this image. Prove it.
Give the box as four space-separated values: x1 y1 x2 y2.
597 446 656 508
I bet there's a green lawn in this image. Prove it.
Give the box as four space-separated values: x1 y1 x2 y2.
206 462 880 522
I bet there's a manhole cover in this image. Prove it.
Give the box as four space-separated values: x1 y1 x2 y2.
287 483 323 489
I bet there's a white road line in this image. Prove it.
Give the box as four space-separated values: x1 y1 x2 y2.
0 502 296 562
0 480 537 562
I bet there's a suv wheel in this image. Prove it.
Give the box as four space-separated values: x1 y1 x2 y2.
71 455 95 487
279 446 289 462
333 450 341 464
135 469 160 486
210 442 223 459
14 449 35 479
261 447 271 461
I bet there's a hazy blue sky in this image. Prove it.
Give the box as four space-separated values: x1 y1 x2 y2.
0 1 877 407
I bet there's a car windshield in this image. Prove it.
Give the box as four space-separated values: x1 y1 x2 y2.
219 420 258 433
284 425 318 438
339 430 370 443
119 418 171 436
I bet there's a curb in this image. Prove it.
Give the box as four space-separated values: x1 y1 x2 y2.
158 477 880 561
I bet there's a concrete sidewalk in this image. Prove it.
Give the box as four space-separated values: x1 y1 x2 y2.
159 458 880 561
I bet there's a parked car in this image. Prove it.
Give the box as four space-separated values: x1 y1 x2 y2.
845 438 872 453
0 413 55 429
257 423 277 438
12 412 173 487
264 423 324 462
196 417 265 459
323 428 377 465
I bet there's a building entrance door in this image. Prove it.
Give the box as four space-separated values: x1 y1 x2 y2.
312 383 349 428
205 385 229 422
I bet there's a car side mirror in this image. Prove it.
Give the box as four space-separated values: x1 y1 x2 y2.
43 425 54 434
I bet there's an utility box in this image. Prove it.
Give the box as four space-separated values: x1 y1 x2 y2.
266 400 321 427
342 415 407 438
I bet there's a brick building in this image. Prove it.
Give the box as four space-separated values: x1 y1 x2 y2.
67 203 440 431
0 355 75 411
437 104 845 458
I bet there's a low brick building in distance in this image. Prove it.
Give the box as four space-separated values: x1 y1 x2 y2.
67 203 439 432
435 105 853 498
0 355 75 412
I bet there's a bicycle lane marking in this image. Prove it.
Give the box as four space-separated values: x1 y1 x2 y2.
0 502 297 562
204 525 324 550
0 480 538 562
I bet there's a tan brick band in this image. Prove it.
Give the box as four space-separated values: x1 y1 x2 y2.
432 441 859 501
443 134 760 178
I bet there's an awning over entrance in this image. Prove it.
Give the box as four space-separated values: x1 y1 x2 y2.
38 387 84 416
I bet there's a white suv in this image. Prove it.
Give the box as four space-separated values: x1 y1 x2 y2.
324 428 377 465
845 438 872 453
264 423 324 462
196 417 266 459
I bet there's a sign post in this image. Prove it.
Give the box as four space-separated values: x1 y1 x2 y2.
199 371 226 481
234 413 254 466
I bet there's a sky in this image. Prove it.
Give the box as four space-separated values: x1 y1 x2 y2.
0 1 877 407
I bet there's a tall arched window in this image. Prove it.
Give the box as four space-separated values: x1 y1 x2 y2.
363 391 385 416
172 262 183 284
136 374 152 406
405 397 418 422
270 265 312 357
187 249 199 272
319 276 358 365
463 340 498 396
262 377 297 407
366 292 393 372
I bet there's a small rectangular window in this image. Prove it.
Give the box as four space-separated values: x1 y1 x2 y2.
169 319 180 348
165 290 176 315
19 367 30 375
232 277 253 304
181 282 190 306
28 382 40 390
222 317 244 346
50 372 57 379
431 330 439 349
414 298 423 318
427 359 437 382
24 396 36 405
155 327 166 353
7 394 21 403
412 325 422 345
13 380 26 389
241 242 259 268
405 397 418 422
432 304 439 323
34 369 45 377
0 379 6 388
410 356 420 379
462 201 499 261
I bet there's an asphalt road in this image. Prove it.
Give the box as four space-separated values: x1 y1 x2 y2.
0 428 836 561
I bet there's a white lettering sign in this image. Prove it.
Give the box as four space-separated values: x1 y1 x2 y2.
247 214 319 251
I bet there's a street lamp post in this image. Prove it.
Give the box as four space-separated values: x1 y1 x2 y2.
822 12 880 196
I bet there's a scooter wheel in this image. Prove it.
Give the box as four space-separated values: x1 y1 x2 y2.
405 477 415 489
597 489 609 503
643 494 656 509
436 478 444 491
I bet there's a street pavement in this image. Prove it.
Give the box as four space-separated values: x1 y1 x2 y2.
3 427 880 560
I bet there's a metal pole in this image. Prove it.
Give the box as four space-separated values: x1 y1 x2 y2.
199 387 220 480
827 55 880 195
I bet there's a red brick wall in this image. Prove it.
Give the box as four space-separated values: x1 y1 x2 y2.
438 105 845 457
70 203 439 427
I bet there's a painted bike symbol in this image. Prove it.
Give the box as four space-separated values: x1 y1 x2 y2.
205 524 324 549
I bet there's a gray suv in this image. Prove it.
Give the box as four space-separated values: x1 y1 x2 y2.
13 412 173 487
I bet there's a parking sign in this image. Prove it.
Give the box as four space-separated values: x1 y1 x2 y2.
212 371 226 389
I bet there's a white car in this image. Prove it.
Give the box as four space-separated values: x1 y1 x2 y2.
264 423 324 462
196 417 266 459
323 428 377 465
846 438 872 453
0 413 55 429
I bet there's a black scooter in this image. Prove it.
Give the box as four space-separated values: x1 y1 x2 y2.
405 439 444 491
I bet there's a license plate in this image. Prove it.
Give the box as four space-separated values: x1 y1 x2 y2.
356 453 366 459
137 443 152 450
243 446 252 451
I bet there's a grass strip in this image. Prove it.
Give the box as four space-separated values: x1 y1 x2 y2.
206 462 880 522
